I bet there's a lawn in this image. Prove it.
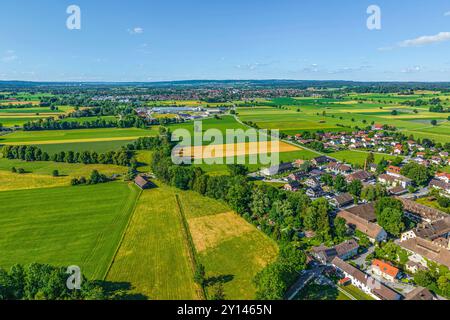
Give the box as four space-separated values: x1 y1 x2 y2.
416 197 450 214
0 127 158 145
236 99 450 143
329 150 399 166
295 282 351 300
106 184 201 300
193 149 319 175
0 117 51 127
0 182 140 280
339 284 375 300
0 170 69 192
36 139 134 155
167 115 250 146
107 184 278 300
177 191 278 300
135 150 153 173
0 158 127 184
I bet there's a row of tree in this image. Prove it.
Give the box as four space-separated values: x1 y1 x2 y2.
2 145 134 167
0 263 104 300
71 170 111 186
23 116 148 131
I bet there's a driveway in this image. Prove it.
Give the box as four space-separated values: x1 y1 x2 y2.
351 246 375 270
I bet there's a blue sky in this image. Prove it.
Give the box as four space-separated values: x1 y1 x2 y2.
0 0 449 82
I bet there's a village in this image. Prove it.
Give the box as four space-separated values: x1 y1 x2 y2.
135 106 227 121
257 127 450 300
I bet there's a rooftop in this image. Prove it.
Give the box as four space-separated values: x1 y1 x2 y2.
372 259 400 278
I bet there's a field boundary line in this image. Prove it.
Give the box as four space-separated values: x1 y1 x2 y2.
102 184 143 281
175 194 206 300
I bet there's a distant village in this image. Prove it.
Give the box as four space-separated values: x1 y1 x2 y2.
135 106 228 121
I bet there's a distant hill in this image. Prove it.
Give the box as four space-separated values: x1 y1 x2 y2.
1 79 449 90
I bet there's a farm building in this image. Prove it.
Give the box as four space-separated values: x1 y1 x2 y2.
134 175 155 190
337 208 387 242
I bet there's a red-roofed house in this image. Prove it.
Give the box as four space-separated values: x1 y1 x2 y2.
387 165 401 177
372 259 400 282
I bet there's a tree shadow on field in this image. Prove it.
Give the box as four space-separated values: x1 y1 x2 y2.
96 280 149 300
205 274 234 287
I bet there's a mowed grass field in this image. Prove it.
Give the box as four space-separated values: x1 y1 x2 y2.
168 115 251 146
237 96 450 143
36 139 135 155
0 158 127 191
107 184 278 300
193 148 319 175
168 116 318 174
329 150 400 166
0 182 140 280
106 184 201 300
177 190 279 300
0 127 158 145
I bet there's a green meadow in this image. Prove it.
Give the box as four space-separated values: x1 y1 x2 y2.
36 139 134 155
329 150 400 166
237 96 450 143
107 183 278 300
0 127 158 145
0 158 127 180
0 182 140 280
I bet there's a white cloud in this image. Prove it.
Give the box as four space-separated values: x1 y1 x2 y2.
401 66 423 73
128 27 144 34
1 50 18 63
235 61 275 70
399 32 450 47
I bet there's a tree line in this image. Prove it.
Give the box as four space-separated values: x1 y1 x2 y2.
2 145 134 167
23 116 148 131
0 263 105 300
144 133 354 299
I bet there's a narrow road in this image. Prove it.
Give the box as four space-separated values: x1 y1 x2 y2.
285 266 325 300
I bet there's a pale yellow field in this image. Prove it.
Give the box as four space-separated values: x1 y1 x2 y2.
379 114 450 119
0 171 69 192
338 108 388 113
0 101 40 106
188 212 255 252
176 141 300 159
0 161 127 191
334 100 360 105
